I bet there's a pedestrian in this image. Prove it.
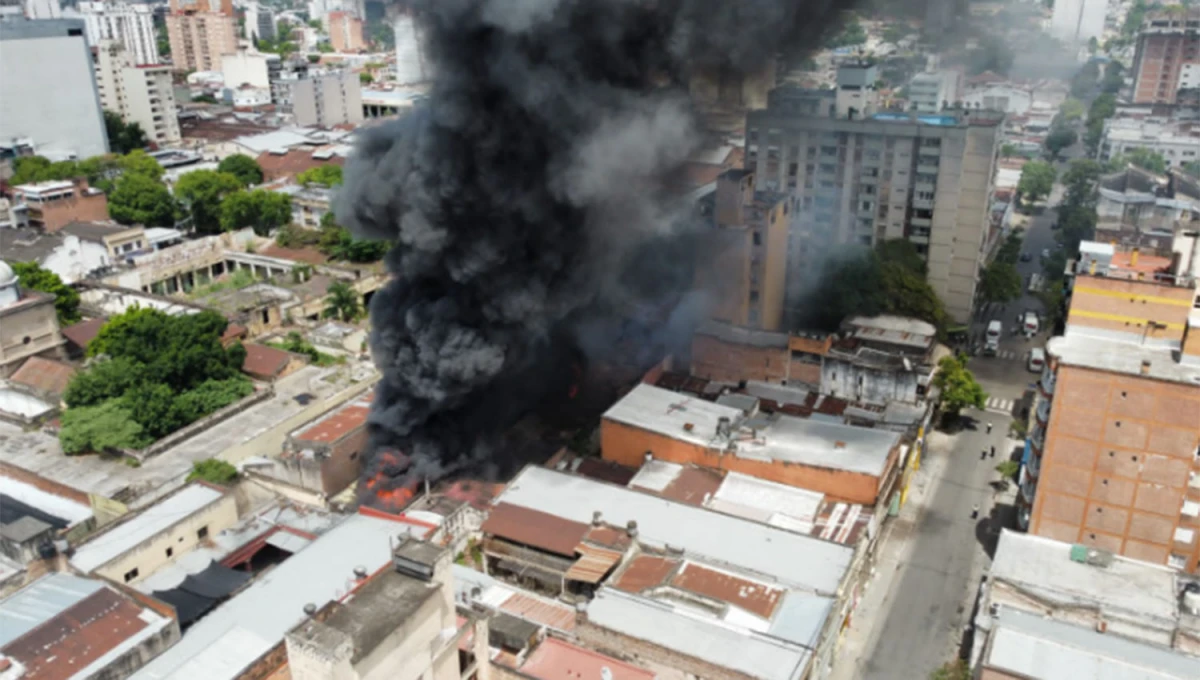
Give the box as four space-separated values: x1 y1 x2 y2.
990 446 996 458
981 449 987 460
987 422 993 434
971 504 980 520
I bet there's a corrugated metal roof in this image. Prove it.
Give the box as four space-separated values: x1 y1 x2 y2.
519 637 656 680
564 544 623 584
612 555 680 593
708 472 823 529
499 467 853 594
585 588 810 680
480 502 589 557
986 608 1200 680
72 484 226 574
671 561 784 619
767 592 835 649
452 565 576 632
628 459 683 493
131 513 418 680
660 466 724 506
0 573 103 648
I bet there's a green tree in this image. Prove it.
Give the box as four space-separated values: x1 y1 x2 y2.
156 24 171 56
1000 143 1018 158
1044 127 1078 160
9 156 83 185
88 308 244 392
175 170 243 234
108 173 178 226
933 354 987 417
219 189 292 235
188 458 239 484
103 110 147 154
979 260 1023 303
323 281 363 321
1017 161 1056 203
121 382 184 440
1109 148 1168 174
59 400 145 455
11 262 81 324
217 154 265 187
806 240 946 331
359 71 373 85
116 150 165 181
297 164 343 187
193 93 219 104
64 357 146 408
1088 93 1118 122
307 18 323 30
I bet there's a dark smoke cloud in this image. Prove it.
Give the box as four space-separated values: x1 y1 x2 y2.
336 0 852 487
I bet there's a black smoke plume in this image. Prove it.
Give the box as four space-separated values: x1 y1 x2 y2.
336 0 852 492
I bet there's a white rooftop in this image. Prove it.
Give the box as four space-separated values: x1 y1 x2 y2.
605 384 898 476
586 587 810 680
131 513 422 680
13 180 74 194
1048 332 1200 386
71 484 226 573
0 473 92 526
986 608 1200 680
231 127 317 154
499 466 853 594
990 531 1181 627
709 472 825 532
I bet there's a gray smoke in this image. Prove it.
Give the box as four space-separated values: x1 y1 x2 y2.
336 0 852 488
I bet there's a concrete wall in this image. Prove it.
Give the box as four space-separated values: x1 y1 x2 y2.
821 358 922 404
0 296 65 378
600 419 893 505
690 334 788 383
575 616 762 680
0 19 108 158
91 490 239 584
1031 364 1200 571
91 615 181 680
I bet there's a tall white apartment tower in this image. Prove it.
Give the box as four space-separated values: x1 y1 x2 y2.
94 40 181 146
75 2 160 66
1050 0 1107 44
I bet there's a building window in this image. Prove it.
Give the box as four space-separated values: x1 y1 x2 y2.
197 526 209 540
753 232 762 246
124 568 139 582
166 547 174 557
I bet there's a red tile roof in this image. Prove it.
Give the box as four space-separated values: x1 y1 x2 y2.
481 503 589 557
61 318 105 350
242 343 295 379
294 395 372 444
255 150 345 183
1 589 150 680
519 637 656 680
9 357 76 397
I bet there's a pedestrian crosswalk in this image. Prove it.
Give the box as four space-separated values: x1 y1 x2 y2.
986 350 1022 361
984 397 1015 415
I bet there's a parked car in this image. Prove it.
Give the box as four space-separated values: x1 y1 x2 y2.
1028 347 1046 372
1019 252 1032 262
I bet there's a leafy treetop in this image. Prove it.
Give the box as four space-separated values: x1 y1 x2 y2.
297 164 343 187
932 354 987 416
11 262 81 325
217 154 265 187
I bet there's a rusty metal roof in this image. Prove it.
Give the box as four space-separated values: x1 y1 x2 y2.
519 637 656 680
563 544 623 584
612 554 680 593
660 466 724 506
294 394 372 444
9 357 76 397
480 502 589 558
671 561 784 619
241 343 295 379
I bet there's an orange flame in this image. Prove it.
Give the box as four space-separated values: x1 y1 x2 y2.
375 486 414 510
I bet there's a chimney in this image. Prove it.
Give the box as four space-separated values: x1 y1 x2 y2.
592 510 603 526
626 520 638 538
1141 359 1152 375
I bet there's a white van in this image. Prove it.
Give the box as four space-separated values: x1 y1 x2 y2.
985 320 1002 355
1022 311 1040 336
1028 348 1046 372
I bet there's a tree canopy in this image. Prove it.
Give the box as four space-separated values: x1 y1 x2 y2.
804 239 946 331
1108 148 1167 175
324 281 364 322
175 170 243 234
217 154 265 187
109 173 178 226
1044 126 1077 160
12 262 81 324
296 164 343 187
219 189 292 235
61 309 251 452
933 354 987 416
1017 161 1056 203
104 110 148 154
187 458 239 485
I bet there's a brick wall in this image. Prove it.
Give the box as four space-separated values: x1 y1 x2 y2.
36 191 109 233
690 334 788 383
575 617 760 680
600 419 889 505
319 427 367 495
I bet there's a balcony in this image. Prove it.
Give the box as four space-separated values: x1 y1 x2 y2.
1035 397 1050 426
916 163 939 175
913 197 934 211
910 216 932 228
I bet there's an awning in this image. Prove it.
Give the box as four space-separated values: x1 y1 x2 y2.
152 560 253 626
563 544 622 584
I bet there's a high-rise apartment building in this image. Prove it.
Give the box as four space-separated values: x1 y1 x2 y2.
23 0 60 20
165 0 237 73
744 62 1003 323
393 8 428 85
1022 241 1200 572
1049 0 1107 45
328 10 364 53
0 19 108 159
75 1 159 66
1132 7 1200 105
243 3 275 42
272 68 363 128
93 40 181 146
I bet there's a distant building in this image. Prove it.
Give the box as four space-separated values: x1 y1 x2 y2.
165 0 238 73
973 531 1200 676
93 40 181 146
700 169 790 331
243 2 275 42
0 573 181 678
75 1 160 66
1132 7 1200 105
393 8 427 84
328 10 364 53
22 0 59 19
745 63 1004 323
1095 165 1200 248
254 392 372 497
273 69 364 127
1099 115 1200 169
10 179 109 233
0 19 108 160
1021 241 1200 571
908 70 955 113
221 44 277 89
1049 0 1107 45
